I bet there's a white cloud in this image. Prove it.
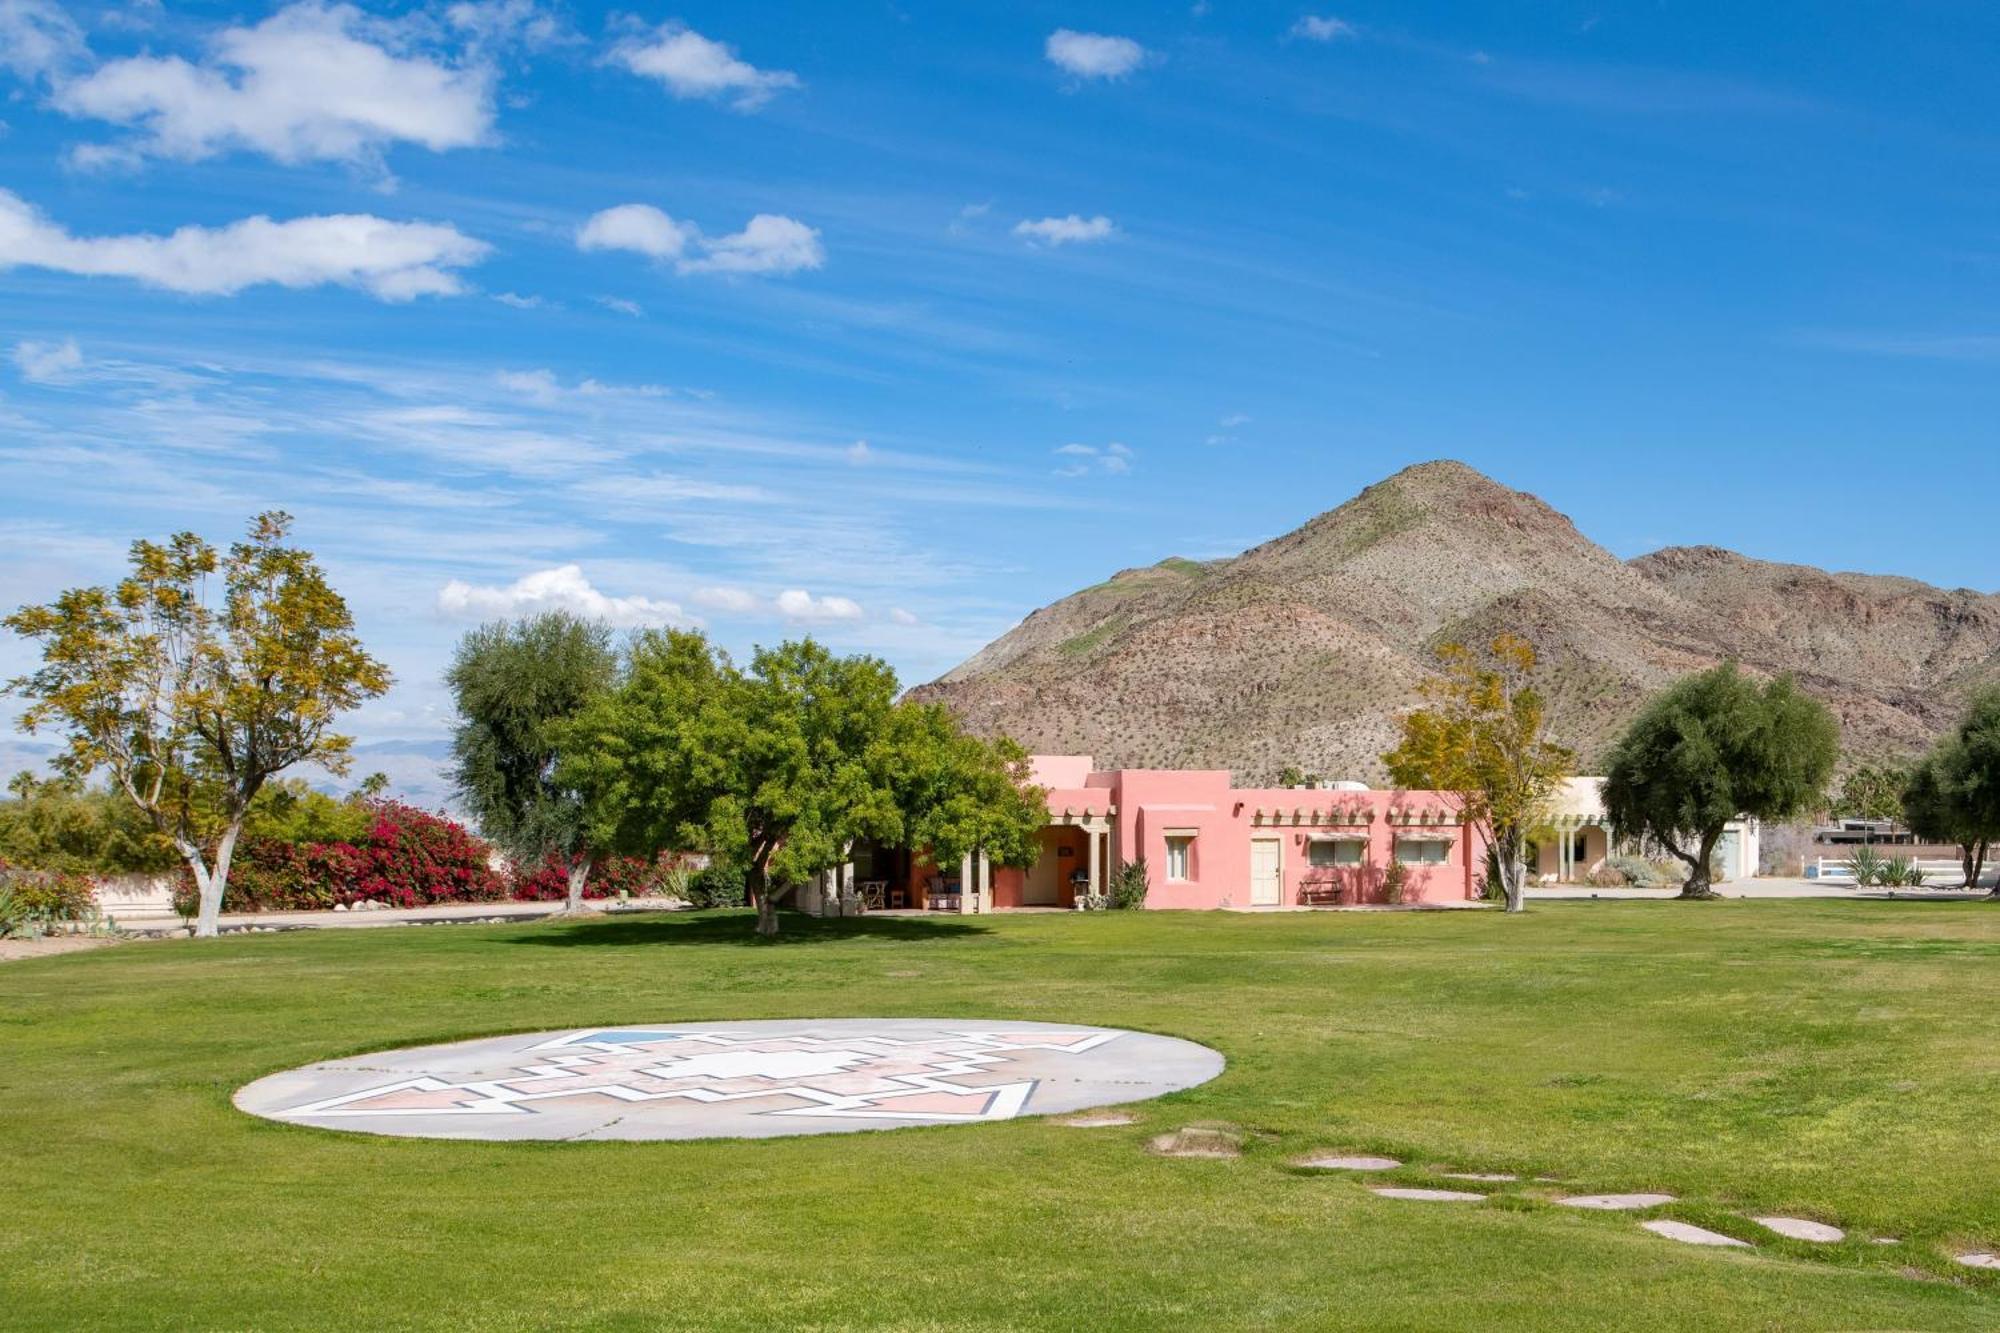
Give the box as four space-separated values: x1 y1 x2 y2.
692 585 760 614
1045 29 1146 80
0 189 488 300
437 563 691 628
846 439 871 464
0 0 87 84
576 203 693 259
1290 15 1357 42
889 607 919 626
1014 214 1116 247
775 588 863 622
680 214 824 275
12 337 83 383
578 206 824 277
1053 441 1135 478
1219 412 1251 427
596 295 644 317
52 2 495 172
610 22 798 110
492 290 544 308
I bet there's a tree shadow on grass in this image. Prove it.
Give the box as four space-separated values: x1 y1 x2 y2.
507 910 993 949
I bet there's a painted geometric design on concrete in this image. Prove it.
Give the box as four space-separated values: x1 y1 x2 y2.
235 1019 1224 1142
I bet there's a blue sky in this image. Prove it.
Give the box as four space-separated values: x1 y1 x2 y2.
3 1 1998 782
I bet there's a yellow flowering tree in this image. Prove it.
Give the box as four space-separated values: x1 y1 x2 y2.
5 513 390 936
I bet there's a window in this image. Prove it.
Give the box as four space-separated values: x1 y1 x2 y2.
1165 833 1195 881
1396 838 1450 866
1308 839 1363 868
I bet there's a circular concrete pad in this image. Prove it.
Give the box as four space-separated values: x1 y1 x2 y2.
236 1018 1224 1142
1957 1252 2000 1270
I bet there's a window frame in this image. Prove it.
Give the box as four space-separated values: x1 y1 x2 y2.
1163 830 1197 882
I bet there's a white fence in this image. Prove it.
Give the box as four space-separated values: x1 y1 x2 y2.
1809 857 1971 886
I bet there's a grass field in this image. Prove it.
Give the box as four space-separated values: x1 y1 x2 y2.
4 903 1998 1330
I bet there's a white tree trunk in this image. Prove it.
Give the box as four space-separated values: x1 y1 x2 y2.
564 855 592 913
183 820 243 939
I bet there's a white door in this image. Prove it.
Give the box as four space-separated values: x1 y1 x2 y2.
1250 838 1282 906
1714 830 1739 882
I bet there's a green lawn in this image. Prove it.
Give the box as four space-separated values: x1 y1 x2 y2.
4 903 1998 1331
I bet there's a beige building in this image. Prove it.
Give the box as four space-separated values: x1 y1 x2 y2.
1533 777 1760 884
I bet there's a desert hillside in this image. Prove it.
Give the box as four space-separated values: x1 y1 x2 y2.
909 461 2000 781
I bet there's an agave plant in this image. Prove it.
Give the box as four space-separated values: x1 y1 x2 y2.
1881 855 1927 888
1843 846 1888 887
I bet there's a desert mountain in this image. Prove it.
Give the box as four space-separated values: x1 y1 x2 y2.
909 461 2000 782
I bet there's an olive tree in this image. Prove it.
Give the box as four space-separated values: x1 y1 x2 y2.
1903 687 2000 893
4 513 389 935
1601 664 1837 899
447 612 617 913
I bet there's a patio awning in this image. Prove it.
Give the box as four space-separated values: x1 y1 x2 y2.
1305 832 1369 843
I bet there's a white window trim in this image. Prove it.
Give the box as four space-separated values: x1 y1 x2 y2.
1163 829 1198 882
1394 837 1451 866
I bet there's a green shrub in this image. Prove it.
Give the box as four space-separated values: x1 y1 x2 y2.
687 862 746 909
1603 854 1676 888
1382 860 1408 905
0 858 99 937
1109 858 1150 910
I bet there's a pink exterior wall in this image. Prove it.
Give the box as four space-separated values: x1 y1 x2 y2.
1030 758 1481 910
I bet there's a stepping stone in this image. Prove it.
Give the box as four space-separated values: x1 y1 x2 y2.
1751 1216 1844 1243
1870 1237 1900 1246
1957 1253 2000 1270
1148 1128 1241 1159
1555 1193 1677 1210
1058 1112 1136 1128
1439 1171 1517 1182
1371 1187 1486 1202
1642 1220 1750 1248
1300 1154 1400 1171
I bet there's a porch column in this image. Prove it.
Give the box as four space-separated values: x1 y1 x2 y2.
960 851 975 914
1087 822 1102 901
976 849 991 913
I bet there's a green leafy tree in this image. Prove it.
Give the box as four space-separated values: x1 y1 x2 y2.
1903 688 2000 893
1831 763 1909 828
446 612 617 912
1602 664 1838 900
1383 635 1575 914
4 513 390 936
564 633 1044 937
0 772 178 876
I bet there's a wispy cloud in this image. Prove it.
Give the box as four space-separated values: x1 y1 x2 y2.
11 337 83 384
50 1 496 176
579 205 825 276
1290 16 1357 43
437 562 693 627
1014 214 1116 247
609 22 799 110
1045 29 1147 81
1053 441 1134 477
0 188 488 300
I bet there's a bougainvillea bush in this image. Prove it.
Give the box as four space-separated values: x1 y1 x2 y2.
508 851 690 902
175 800 506 915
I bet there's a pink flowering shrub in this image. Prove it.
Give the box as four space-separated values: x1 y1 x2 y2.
509 851 687 901
174 800 504 915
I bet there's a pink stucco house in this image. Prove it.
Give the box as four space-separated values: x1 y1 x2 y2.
810 755 1485 913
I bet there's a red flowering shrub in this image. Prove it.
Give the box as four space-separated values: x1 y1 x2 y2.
0 856 100 936
344 801 505 908
174 800 503 914
508 851 684 901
